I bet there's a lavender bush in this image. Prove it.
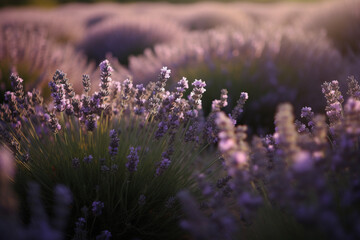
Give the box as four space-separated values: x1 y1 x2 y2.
304 0 360 55
0 60 224 239
78 16 186 65
0 7 85 44
0 24 95 99
179 75 360 240
129 27 351 133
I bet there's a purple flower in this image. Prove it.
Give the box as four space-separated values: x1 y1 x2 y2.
176 77 189 93
155 156 171 176
48 112 61 134
160 66 171 79
301 106 314 119
92 201 104 216
192 79 206 89
189 79 206 110
99 59 113 98
83 155 93 163
10 73 24 99
109 129 119 157
99 59 114 73
82 74 91 94
125 146 140 173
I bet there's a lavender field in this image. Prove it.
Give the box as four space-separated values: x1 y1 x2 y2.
0 0 360 239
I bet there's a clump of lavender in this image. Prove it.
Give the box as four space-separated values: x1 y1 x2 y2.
125 146 140 173
0 58 217 239
49 70 75 113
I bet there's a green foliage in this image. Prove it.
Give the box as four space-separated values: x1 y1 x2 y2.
11 112 214 239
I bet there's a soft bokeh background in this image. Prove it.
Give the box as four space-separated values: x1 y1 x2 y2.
1 0 326 8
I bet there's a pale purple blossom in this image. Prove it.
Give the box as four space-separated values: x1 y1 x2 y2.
160 66 171 79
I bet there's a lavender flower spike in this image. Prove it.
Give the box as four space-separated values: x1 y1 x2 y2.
189 79 206 110
160 66 171 79
155 156 171 176
109 129 119 157
92 201 104 216
125 146 140 173
99 59 114 98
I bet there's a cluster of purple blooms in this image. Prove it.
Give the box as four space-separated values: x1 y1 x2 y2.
179 75 360 240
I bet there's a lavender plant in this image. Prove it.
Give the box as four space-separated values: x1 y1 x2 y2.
129 27 351 133
0 60 220 239
179 75 360 240
78 16 185 65
0 24 95 99
304 0 360 55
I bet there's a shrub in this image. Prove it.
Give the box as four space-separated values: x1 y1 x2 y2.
304 0 360 56
0 60 222 239
179 76 360 240
0 24 95 100
129 27 349 133
78 16 186 65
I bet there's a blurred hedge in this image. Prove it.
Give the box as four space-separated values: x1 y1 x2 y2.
0 0 324 8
